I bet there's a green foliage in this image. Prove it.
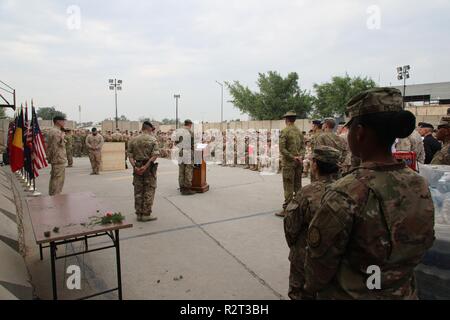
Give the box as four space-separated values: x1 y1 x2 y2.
226 71 314 120
313 74 377 117
0 108 5 118
161 118 177 125
36 107 67 120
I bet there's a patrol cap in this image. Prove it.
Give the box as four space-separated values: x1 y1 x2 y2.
420 123 434 130
312 146 340 165
53 115 66 122
345 87 403 126
91 128 97 132
143 121 154 129
437 116 450 129
282 110 297 119
184 119 193 125
312 119 322 126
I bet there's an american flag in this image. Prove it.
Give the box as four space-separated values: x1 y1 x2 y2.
30 105 48 177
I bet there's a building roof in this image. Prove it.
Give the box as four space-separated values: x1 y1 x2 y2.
391 82 450 102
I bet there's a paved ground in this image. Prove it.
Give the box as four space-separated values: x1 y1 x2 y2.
21 157 311 300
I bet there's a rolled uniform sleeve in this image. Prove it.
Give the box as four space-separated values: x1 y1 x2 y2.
304 190 354 295
279 130 295 162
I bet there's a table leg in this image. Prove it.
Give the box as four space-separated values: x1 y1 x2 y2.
114 230 123 300
50 241 58 300
39 244 43 261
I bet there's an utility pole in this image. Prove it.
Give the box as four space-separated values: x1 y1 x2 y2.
396 65 410 109
108 78 123 129
174 94 181 129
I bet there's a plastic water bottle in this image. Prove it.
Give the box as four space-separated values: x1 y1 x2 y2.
441 197 450 225
437 172 450 194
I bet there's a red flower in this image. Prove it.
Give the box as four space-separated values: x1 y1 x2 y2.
106 212 113 217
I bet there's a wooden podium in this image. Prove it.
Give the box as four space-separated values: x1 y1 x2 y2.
191 149 209 193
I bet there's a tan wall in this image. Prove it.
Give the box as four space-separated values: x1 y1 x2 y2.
180 119 313 133
38 120 76 130
406 104 450 117
101 120 142 133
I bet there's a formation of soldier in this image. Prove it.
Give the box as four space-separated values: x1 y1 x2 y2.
281 87 435 300
41 87 445 300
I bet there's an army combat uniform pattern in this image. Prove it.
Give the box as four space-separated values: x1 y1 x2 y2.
86 134 104 174
279 124 305 211
127 133 160 217
304 88 435 300
284 146 341 300
46 127 67 196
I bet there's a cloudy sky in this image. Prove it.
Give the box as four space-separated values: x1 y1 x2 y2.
1 0 449 123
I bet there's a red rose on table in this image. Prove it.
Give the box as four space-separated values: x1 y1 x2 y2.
106 212 113 217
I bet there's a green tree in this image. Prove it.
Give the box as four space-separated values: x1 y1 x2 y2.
36 107 67 120
226 71 314 120
161 118 177 125
313 74 377 118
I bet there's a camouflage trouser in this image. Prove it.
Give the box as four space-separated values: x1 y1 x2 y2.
89 150 102 174
49 164 65 196
179 164 194 189
289 263 315 300
282 163 302 210
74 144 81 157
66 149 73 166
133 173 157 216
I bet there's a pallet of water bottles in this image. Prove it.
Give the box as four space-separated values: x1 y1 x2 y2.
393 151 417 171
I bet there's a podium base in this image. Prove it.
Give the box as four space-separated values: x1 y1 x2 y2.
191 184 210 194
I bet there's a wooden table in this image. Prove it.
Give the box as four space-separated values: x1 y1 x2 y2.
27 192 133 300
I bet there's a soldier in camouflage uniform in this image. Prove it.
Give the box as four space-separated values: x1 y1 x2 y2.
86 128 104 175
284 146 340 300
276 111 305 218
111 129 123 142
314 118 348 170
46 116 67 196
127 121 160 222
174 120 196 195
65 129 74 167
431 116 450 165
304 87 435 299
309 120 323 152
395 129 425 164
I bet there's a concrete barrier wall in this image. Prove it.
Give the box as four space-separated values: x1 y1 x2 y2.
102 120 142 133
0 168 33 299
161 119 314 133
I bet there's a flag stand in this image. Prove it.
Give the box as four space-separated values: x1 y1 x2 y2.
30 179 41 197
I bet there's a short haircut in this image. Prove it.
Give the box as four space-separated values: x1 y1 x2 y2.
142 121 154 130
314 159 339 175
324 118 336 129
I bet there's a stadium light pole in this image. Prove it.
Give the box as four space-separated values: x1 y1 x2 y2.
396 65 410 109
215 81 224 124
109 79 123 129
174 94 181 129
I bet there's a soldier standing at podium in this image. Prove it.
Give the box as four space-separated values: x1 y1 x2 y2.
86 128 104 175
128 121 160 222
175 119 196 196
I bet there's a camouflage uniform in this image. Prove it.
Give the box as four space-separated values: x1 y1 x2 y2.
111 132 123 142
46 127 67 196
127 133 160 218
176 124 195 193
430 116 450 165
396 130 426 164
279 113 305 212
314 130 348 167
86 133 104 174
65 132 74 167
73 132 82 157
284 146 340 300
304 88 435 300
